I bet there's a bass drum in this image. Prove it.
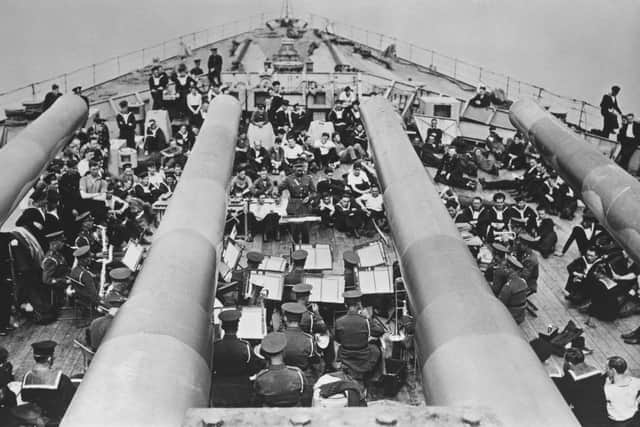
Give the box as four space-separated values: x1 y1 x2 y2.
626 148 640 175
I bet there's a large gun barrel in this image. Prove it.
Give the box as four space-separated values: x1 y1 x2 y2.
360 96 578 426
0 95 88 225
60 95 241 427
510 99 640 264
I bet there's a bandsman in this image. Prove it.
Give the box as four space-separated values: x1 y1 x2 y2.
335 290 384 381
212 309 262 407
254 332 306 407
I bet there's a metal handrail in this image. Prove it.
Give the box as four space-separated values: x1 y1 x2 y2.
307 12 601 130
0 11 278 109
0 10 601 131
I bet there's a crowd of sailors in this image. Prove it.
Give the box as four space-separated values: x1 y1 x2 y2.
1 53 640 424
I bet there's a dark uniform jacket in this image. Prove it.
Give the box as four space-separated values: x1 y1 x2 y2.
553 367 607 427
42 91 62 111
300 307 327 334
335 311 384 376
211 333 260 407
89 315 113 351
144 127 167 153
497 272 529 324
279 174 316 216
116 112 137 147
74 230 101 255
68 265 100 305
283 326 315 371
41 250 70 287
254 364 305 407
16 208 58 251
470 93 491 108
518 248 539 293
148 73 169 95
21 369 75 422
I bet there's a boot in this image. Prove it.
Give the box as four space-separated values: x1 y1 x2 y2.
621 326 640 339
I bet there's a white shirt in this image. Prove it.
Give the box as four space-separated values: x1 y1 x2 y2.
319 199 335 215
346 172 370 194
187 92 202 108
627 123 635 138
338 91 356 104
313 140 336 155
78 159 90 177
148 171 165 187
358 193 383 212
250 202 275 221
283 144 303 161
605 376 640 421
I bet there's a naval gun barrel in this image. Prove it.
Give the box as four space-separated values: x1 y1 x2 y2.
0 95 88 226
60 95 241 427
360 96 578 426
510 99 640 264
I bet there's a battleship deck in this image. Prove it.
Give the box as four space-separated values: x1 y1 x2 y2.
3 165 640 398
0 18 637 417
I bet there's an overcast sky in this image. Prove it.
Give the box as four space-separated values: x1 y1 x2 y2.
1 0 639 114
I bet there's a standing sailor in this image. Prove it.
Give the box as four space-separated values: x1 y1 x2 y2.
21 340 75 424
212 309 261 407
207 47 223 86
116 100 137 149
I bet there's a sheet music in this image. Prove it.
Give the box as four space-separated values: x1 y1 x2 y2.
296 244 333 270
235 306 266 340
258 256 288 272
222 240 241 268
306 274 344 304
122 242 144 271
356 241 386 268
248 271 284 301
358 266 393 294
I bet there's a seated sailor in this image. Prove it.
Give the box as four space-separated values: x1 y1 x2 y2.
21 340 75 424
248 194 281 243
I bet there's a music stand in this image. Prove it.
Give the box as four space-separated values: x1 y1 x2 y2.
295 243 333 271
247 271 285 301
354 240 387 268
236 306 267 341
304 273 345 304
356 265 394 295
121 241 144 272
257 255 288 272
219 238 243 282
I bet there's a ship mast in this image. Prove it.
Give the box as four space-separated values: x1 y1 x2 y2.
280 0 292 20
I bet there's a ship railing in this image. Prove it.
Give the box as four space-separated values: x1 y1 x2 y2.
0 11 279 118
308 13 602 131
